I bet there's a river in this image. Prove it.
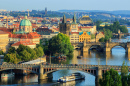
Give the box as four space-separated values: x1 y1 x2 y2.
1 28 130 86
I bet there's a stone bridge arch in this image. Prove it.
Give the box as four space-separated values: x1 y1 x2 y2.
106 42 127 52
106 42 128 52
0 67 39 74
43 68 98 76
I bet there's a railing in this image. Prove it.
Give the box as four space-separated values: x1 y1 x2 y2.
0 64 128 70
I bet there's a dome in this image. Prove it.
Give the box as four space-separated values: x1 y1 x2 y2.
20 16 32 26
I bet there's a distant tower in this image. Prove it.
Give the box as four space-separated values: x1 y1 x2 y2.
59 15 70 36
45 7 47 15
27 9 30 17
6 14 9 28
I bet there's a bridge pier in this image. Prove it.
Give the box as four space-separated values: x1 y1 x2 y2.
38 66 53 80
95 67 102 86
38 66 46 80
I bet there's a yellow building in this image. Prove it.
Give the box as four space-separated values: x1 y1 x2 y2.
79 32 91 42
79 16 92 24
0 31 9 52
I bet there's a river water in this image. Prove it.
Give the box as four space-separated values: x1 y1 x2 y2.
1 28 130 86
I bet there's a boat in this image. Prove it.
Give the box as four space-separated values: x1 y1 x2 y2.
57 72 85 82
77 56 82 59
1 71 15 78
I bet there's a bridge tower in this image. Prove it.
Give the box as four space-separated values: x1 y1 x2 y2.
127 42 130 59
83 40 89 57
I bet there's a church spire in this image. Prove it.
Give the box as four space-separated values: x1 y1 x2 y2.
62 15 66 23
73 13 76 24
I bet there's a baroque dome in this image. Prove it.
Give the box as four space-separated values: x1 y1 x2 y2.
20 16 32 26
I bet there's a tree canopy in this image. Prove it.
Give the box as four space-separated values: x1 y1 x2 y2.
99 69 122 86
4 44 44 64
48 33 73 56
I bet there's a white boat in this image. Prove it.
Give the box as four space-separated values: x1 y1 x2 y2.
1 72 15 78
57 72 85 82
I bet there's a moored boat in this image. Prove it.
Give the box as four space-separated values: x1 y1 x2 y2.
57 72 85 82
1 72 15 78
77 56 82 59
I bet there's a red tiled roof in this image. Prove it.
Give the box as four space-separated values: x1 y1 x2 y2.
71 32 79 34
53 28 59 31
9 32 41 39
12 41 36 46
78 26 93 29
0 30 9 34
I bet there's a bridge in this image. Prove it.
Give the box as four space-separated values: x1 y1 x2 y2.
0 63 129 83
82 41 130 58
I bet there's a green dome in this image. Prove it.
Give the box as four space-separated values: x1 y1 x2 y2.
20 19 32 26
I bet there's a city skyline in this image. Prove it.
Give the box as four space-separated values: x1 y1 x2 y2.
0 0 130 11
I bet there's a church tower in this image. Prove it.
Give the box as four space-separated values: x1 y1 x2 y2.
70 14 78 32
59 15 70 36
45 7 47 15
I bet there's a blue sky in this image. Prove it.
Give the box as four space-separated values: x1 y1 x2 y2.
0 0 130 11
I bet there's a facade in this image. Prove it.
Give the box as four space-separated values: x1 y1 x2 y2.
79 26 96 34
79 16 92 24
9 32 40 44
70 32 79 43
0 31 9 52
59 15 70 36
79 32 91 42
11 41 36 49
95 32 105 42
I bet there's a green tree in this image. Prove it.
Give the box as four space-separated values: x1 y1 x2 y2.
99 37 105 42
17 44 27 55
20 50 31 61
121 61 128 86
48 33 73 56
37 46 44 57
91 34 95 39
0 50 4 55
4 53 19 64
8 47 16 54
99 69 122 86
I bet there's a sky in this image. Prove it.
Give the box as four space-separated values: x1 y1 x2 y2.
0 0 130 11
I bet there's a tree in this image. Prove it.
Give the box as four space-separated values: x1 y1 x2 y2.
48 33 73 56
8 47 16 54
99 69 122 86
0 50 4 55
4 53 19 64
121 61 128 86
17 44 27 55
91 34 95 39
20 50 31 61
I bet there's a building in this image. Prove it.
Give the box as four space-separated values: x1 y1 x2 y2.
59 15 70 36
79 26 96 34
17 16 32 33
79 16 92 24
9 32 40 44
0 31 9 52
11 40 36 49
79 32 91 42
70 14 78 32
95 32 105 42
8 16 41 48
69 32 79 43
45 7 47 15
